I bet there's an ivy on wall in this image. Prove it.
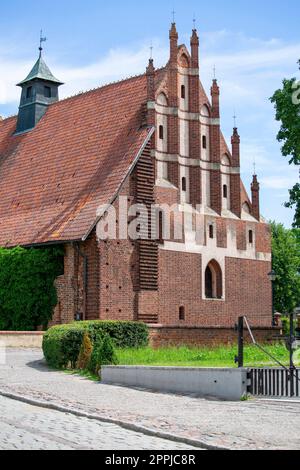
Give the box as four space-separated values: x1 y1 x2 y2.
0 246 64 331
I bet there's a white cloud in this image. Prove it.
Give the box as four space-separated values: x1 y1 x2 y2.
0 40 168 110
260 176 296 190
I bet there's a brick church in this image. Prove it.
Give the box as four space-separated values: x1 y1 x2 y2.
0 23 275 345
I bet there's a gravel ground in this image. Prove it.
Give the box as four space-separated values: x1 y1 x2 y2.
0 349 299 450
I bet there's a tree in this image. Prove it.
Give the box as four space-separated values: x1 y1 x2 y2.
271 222 300 314
270 66 300 228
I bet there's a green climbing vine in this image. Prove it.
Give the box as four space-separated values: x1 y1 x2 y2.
0 246 64 331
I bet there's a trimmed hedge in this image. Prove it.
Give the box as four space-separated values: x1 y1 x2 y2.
75 320 149 349
43 321 149 369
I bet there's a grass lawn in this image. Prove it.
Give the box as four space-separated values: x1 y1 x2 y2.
116 343 299 368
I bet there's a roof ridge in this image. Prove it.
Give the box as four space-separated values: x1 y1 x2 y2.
0 114 17 122
0 66 167 122
51 66 166 107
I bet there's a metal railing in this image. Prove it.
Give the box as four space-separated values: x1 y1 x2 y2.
248 368 300 397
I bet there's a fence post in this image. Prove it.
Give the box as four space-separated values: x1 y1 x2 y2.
235 316 244 368
290 313 295 397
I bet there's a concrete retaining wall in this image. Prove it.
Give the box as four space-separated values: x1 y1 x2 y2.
101 366 248 401
0 332 44 348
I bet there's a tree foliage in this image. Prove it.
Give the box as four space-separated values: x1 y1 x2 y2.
270 71 300 228
271 222 300 314
0 246 64 331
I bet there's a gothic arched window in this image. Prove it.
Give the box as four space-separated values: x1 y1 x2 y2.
205 260 223 299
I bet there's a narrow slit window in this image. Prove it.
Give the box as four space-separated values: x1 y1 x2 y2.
209 225 214 239
202 135 207 149
249 230 253 244
159 125 164 140
223 185 228 199
181 85 186 99
158 211 164 243
179 306 185 321
182 177 187 192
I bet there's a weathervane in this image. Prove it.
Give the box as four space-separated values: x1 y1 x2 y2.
193 14 196 29
150 41 153 60
253 158 257 176
39 30 47 55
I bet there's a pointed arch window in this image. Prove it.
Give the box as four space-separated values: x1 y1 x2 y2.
205 260 223 299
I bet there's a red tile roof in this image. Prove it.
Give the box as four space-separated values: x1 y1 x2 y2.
0 67 251 248
0 74 153 247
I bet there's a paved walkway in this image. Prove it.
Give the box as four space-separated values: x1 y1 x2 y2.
0 349 300 450
0 395 197 450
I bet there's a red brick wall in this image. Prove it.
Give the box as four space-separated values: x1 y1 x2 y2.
98 239 138 321
158 250 272 328
149 325 279 348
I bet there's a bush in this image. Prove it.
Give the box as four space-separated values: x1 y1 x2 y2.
75 320 149 349
43 320 148 369
77 333 93 370
89 335 118 375
43 325 85 369
0 246 64 331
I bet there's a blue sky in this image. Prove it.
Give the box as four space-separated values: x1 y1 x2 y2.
0 0 299 227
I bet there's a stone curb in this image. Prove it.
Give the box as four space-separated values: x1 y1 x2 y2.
0 389 230 451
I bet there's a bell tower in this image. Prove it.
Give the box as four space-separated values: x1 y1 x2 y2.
16 39 63 134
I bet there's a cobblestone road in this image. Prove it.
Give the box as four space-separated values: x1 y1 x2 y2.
0 395 197 450
0 349 299 450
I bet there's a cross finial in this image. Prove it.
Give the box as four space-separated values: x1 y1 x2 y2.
150 41 153 60
213 65 216 80
233 110 237 128
172 8 176 23
39 29 47 56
